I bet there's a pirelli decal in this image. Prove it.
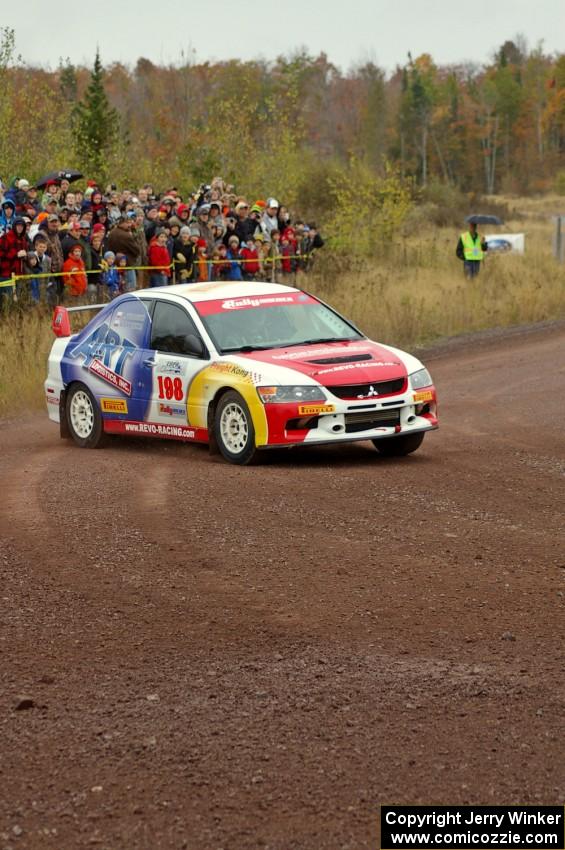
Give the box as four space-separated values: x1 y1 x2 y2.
298 404 335 415
101 397 129 414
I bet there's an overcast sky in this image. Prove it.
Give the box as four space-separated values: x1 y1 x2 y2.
4 0 564 72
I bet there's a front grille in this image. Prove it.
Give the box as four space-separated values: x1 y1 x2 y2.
309 353 373 365
344 409 400 433
327 378 406 399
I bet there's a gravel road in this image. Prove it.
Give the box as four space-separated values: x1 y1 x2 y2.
1 323 564 850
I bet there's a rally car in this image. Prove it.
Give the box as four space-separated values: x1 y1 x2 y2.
45 281 438 465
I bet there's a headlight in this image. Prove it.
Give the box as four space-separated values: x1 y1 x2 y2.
257 385 327 404
409 368 433 390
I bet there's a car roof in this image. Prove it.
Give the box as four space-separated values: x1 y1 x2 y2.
137 280 300 304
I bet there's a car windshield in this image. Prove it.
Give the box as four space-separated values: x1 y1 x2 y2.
193 292 363 353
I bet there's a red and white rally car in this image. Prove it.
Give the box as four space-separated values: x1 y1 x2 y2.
45 280 438 464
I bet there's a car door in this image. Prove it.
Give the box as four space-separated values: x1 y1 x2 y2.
142 299 209 427
65 297 152 426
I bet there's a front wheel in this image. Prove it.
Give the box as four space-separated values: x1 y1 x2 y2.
66 383 106 448
373 431 424 457
214 391 258 465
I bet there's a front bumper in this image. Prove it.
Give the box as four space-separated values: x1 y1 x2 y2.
261 387 438 447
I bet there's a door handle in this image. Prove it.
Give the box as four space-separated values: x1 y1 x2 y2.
143 358 156 368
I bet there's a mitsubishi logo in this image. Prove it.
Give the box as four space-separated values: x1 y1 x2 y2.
357 385 379 399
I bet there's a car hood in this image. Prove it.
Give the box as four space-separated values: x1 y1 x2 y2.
238 339 408 386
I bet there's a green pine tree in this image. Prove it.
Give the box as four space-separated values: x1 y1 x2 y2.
72 50 120 182
58 58 78 102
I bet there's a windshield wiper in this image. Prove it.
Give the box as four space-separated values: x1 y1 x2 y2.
282 336 361 348
220 344 274 353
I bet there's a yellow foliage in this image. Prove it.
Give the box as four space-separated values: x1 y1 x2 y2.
325 159 414 254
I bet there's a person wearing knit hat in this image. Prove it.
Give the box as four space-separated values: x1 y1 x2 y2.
100 250 120 297
115 252 128 292
226 235 243 281
172 224 195 282
24 232 51 303
195 237 209 282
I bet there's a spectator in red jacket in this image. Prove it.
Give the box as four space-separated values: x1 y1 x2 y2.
240 240 260 281
0 217 28 307
62 243 87 297
280 231 295 282
147 229 171 287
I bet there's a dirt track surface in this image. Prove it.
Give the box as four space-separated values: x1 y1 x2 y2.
1 324 564 850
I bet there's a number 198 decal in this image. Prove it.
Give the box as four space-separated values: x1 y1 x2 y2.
158 375 184 401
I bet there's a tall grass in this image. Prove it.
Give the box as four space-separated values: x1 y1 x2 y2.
308 206 565 348
0 308 54 417
1 198 565 416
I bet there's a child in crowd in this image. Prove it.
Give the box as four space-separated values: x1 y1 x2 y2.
213 243 231 281
101 251 120 297
24 233 52 303
267 230 281 283
115 253 128 293
280 231 295 283
240 240 260 281
226 235 243 281
62 243 87 298
23 252 40 303
196 239 209 282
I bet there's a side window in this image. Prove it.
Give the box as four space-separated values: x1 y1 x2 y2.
150 301 205 357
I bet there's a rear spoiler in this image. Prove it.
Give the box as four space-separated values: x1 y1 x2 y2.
52 304 106 337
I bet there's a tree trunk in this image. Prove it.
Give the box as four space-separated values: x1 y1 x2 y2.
421 124 428 187
431 131 450 183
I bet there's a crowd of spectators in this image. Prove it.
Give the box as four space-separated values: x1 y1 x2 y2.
0 175 324 308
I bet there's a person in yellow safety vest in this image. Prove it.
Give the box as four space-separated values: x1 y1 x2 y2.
456 221 488 278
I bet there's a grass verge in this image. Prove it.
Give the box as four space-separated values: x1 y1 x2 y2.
1 197 564 417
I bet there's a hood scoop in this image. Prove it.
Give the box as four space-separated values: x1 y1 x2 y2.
307 353 373 365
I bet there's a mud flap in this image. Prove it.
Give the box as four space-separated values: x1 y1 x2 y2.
59 390 70 439
207 404 219 455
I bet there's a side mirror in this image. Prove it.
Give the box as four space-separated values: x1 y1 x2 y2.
183 334 205 357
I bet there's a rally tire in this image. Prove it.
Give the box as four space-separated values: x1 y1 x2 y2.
373 432 425 457
65 383 106 449
214 391 258 465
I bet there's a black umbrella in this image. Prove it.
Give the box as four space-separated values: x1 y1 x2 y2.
465 214 503 225
35 170 84 189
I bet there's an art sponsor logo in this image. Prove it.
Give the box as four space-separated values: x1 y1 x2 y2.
298 404 335 415
70 320 136 396
46 395 59 406
413 390 434 403
159 403 185 417
101 397 128 414
89 359 132 396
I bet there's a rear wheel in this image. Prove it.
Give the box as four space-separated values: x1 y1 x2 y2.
373 432 424 457
66 383 106 448
214 391 258 465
